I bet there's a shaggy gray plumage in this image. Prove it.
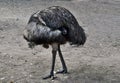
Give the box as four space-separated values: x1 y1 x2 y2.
23 6 86 47
23 6 87 80
24 22 66 44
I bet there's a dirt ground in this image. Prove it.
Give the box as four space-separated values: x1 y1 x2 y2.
0 0 120 83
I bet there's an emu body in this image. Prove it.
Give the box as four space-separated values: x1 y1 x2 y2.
23 6 86 79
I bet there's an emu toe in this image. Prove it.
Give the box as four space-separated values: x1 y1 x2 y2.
56 69 68 74
42 74 57 80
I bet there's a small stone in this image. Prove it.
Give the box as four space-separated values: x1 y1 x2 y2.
25 60 27 62
10 56 14 59
0 77 5 80
16 18 19 21
64 76 68 79
11 76 14 79
29 74 32 77
3 53 8 56
100 43 102 46
30 63 33 65
0 35 5 38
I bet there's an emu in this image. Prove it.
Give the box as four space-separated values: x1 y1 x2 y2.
23 6 86 79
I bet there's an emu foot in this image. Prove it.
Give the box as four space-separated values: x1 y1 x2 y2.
56 69 68 74
42 74 57 80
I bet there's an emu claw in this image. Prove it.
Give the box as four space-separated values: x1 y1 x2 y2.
56 69 68 74
42 75 57 80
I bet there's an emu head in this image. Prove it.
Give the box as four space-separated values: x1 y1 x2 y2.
28 11 46 26
23 12 40 48
28 11 40 24
23 11 47 49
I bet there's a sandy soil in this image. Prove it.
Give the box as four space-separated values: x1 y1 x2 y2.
0 0 120 83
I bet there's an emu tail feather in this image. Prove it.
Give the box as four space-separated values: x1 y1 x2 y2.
68 25 86 46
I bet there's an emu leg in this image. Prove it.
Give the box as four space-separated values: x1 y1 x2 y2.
56 45 68 74
43 50 57 80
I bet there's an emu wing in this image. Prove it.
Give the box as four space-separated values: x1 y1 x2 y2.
39 6 86 45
